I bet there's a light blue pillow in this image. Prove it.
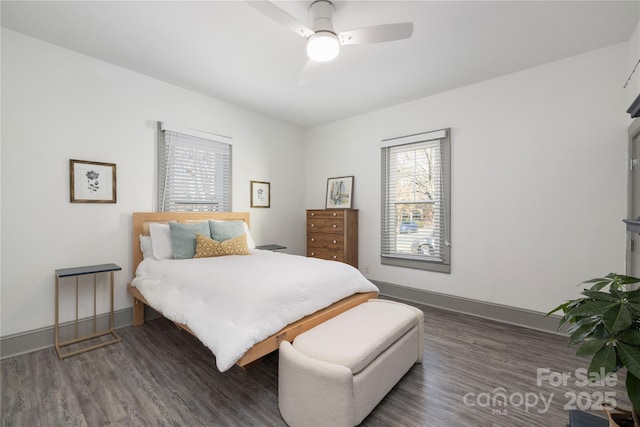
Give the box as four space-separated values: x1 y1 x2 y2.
209 220 245 242
169 222 211 259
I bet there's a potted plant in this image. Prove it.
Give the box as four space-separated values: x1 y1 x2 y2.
548 273 640 427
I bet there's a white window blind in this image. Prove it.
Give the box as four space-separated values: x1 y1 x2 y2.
381 129 451 273
158 123 232 212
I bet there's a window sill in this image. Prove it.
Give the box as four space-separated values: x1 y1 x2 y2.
381 256 450 273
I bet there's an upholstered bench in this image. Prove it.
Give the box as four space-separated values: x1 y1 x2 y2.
278 299 424 427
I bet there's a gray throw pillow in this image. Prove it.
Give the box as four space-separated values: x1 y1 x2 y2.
169 222 211 259
209 220 245 242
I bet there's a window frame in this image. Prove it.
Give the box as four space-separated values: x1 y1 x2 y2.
158 122 232 212
380 128 451 273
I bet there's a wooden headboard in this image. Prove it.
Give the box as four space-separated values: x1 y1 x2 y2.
132 212 250 274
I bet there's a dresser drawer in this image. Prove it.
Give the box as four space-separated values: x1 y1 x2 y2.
307 249 344 262
307 210 344 220
308 233 344 249
307 219 344 234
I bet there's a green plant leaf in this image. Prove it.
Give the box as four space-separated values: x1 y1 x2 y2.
567 316 600 335
602 304 633 335
628 288 640 301
567 299 584 309
566 300 618 318
611 274 640 285
580 290 623 302
618 329 640 345
547 298 586 317
568 321 601 347
556 314 570 332
627 302 640 317
617 342 640 380
610 288 627 300
623 277 640 285
576 339 608 357
591 324 610 340
571 315 601 327
609 278 624 292
626 373 640 414
584 277 609 283
615 355 624 373
588 344 618 377
547 301 572 317
587 280 610 291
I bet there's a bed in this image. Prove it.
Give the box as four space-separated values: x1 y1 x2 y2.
127 212 378 371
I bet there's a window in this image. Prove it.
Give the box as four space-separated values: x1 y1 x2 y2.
158 122 232 212
381 129 451 273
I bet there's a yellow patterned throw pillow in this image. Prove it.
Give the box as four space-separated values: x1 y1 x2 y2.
194 234 226 258
193 233 249 258
220 233 250 255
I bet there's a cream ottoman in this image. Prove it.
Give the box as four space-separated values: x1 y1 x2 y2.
278 299 424 427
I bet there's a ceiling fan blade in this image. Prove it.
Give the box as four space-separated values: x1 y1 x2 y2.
338 22 413 45
246 1 314 39
298 60 320 85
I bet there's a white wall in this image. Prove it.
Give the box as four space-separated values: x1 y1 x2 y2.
305 43 630 314
2 25 635 338
0 29 306 336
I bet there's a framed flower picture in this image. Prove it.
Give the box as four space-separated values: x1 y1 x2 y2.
70 159 117 203
250 180 270 208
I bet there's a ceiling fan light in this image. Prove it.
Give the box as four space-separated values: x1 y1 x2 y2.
306 32 340 62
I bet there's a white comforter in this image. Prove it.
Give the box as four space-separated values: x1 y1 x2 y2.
131 250 378 371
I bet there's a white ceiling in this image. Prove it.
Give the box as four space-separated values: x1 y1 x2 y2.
2 1 639 128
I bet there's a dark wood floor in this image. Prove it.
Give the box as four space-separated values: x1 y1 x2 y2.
1 299 630 426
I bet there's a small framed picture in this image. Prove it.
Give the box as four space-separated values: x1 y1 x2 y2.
70 159 117 203
326 176 354 209
250 181 270 208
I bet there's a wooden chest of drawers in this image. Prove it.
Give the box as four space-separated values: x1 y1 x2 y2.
306 209 358 268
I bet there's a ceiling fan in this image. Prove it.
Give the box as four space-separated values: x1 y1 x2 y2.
247 0 414 84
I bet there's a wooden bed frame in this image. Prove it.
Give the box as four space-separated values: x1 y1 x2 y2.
127 212 377 368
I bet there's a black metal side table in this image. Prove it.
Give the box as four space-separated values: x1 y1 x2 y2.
256 244 287 251
54 263 122 358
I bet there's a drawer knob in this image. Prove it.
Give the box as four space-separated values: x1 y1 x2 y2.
311 238 315 242
311 223 314 227
311 212 315 216
333 212 337 216
311 252 315 256
333 240 337 244
332 224 337 228
333 255 337 259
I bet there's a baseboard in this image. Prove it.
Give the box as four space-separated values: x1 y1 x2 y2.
2 283 562 359
373 280 563 334
1 307 161 360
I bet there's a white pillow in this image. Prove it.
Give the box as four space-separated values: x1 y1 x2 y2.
149 223 173 260
139 235 155 260
242 221 256 250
